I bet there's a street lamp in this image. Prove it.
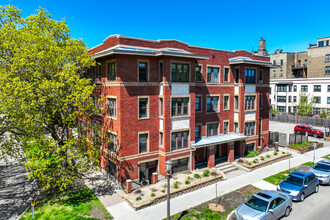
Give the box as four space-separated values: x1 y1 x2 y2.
165 160 173 220
313 142 317 166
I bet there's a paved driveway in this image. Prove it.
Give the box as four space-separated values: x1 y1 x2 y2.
0 160 34 220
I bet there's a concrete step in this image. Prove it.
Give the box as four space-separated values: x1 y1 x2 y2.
221 166 238 173
216 163 234 170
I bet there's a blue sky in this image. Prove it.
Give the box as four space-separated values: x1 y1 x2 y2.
4 0 330 53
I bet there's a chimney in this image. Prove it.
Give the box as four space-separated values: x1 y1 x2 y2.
258 37 268 56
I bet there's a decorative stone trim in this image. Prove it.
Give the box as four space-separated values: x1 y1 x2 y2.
240 154 292 171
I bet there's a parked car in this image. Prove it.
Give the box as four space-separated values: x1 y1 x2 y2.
309 160 330 185
277 171 319 202
234 190 292 220
294 125 324 138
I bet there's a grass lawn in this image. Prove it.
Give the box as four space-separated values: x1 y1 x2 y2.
263 169 297 185
167 185 260 220
324 154 330 160
21 185 112 220
302 161 314 167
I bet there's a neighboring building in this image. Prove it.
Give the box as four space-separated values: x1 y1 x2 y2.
269 37 330 115
82 35 271 186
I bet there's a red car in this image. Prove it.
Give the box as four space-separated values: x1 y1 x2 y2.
294 125 324 138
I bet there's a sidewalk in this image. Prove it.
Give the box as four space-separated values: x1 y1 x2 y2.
106 144 330 220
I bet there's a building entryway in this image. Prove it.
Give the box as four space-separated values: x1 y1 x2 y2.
139 160 158 185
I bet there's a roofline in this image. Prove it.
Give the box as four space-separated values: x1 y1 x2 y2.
229 58 272 67
88 34 269 58
317 36 330 40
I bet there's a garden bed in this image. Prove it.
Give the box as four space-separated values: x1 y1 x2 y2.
287 141 323 154
125 169 223 210
237 150 291 170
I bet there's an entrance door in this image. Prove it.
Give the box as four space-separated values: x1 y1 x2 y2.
147 167 157 183
215 145 221 158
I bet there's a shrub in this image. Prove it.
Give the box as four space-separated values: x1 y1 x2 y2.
282 151 285 154
151 193 156 197
141 193 144 196
246 151 260 158
187 176 190 180
163 184 167 188
255 151 260 156
248 163 252 165
173 183 179 189
253 159 258 163
161 189 165 193
136 196 142 201
194 173 201 179
260 156 264 161
203 169 210 177
274 152 278 156
266 155 270 158
185 180 191 184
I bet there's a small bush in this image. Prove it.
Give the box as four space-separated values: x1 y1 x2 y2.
151 193 156 197
203 169 210 177
255 151 260 156
187 176 190 180
185 180 191 185
253 159 258 163
246 151 260 158
163 184 167 188
282 151 285 154
141 193 144 196
173 183 179 189
260 156 264 161
194 173 201 179
248 163 252 165
136 196 142 201
266 154 270 158
274 152 278 156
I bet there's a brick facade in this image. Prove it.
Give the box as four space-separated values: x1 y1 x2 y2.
82 35 270 185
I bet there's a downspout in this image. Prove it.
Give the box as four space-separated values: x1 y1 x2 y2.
190 146 196 171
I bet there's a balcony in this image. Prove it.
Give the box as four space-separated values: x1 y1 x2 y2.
291 64 307 69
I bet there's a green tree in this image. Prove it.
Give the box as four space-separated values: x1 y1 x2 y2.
0 5 101 190
296 91 316 116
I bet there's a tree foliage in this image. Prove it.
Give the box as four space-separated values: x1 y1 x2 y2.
0 5 101 190
296 91 316 116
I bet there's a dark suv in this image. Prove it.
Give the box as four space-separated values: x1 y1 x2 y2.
294 125 324 138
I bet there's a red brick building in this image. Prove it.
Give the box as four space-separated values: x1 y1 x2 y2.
83 35 271 186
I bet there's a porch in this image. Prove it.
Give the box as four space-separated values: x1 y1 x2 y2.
191 133 247 169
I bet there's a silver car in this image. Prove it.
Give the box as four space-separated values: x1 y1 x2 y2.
234 190 292 220
309 160 330 185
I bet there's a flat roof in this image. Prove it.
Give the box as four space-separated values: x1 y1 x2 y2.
92 45 209 60
191 133 247 148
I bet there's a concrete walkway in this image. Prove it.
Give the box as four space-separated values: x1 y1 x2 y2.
103 143 330 220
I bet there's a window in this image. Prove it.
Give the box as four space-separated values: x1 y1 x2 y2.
195 96 201 112
259 70 263 84
314 96 321 104
207 67 219 83
294 85 297 92
172 158 189 174
108 133 117 152
293 106 297 112
172 63 189 82
273 70 276 77
304 59 307 65
207 123 218 136
172 98 189 116
313 108 321 115
328 97 330 104
288 96 292 102
207 96 219 112
97 63 102 82
280 59 283 66
319 41 324 47
245 96 256 110
195 66 202 82
273 60 276 65
260 94 263 109
298 60 301 66
245 69 256 83
244 122 255 136
159 132 163 146
280 70 283 77
327 40 329 46
288 85 292 92
235 68 239 83
195 125 201 140
288 106 291 113
159 62 163 82
223 122 228 134
234 96 239 110
139 62 148 82
107 98 116 117
171 131 189 150
159 98 163 116
224 96 229 110
277 106 286 113
234 123 239 133
326 55 330 62
326 66 330 74
139 98 148 118
269 87 271 94
277 96 286 103
139 133 148 153
107 62 116 81
314 85 321 92
277 85 287 92
224 68 229 82
301 85 308 92
107 160 117 178
328 85 330 92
